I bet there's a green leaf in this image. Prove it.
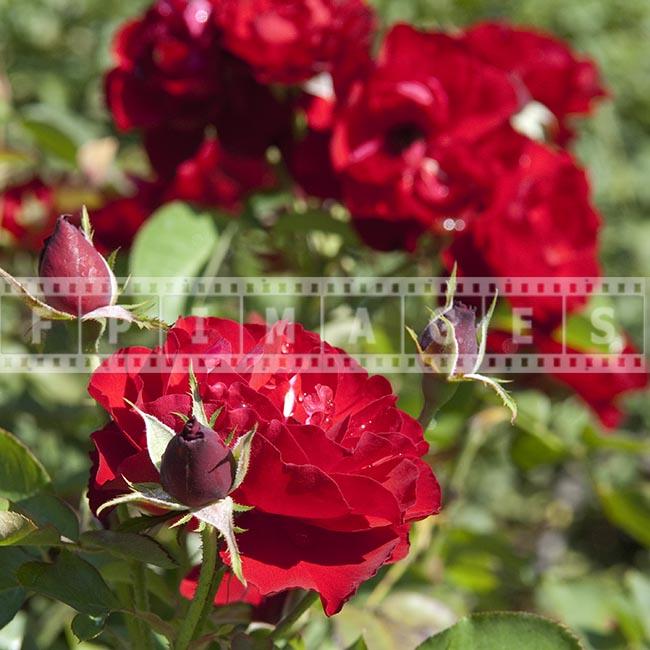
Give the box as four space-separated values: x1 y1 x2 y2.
193 497 245 585
17 550 118 616
273 210 360 244
626 571 650 639
417 612 583 649
582 425 650 454
0 548 27 627
71 613 106 642
116 511 180 534
0 587 26 629
345 638 370 650
464 374 517 422
13 494 79 542
129 202 218 323
80 530 177 568
0 512 37 546
0 268 75 321
510 430 567 470
597 483 650 547
0 428 50 501
21 118 78 165
96 482 186 517
474 291 498 374
231 426 257 492
0 512 57 547
189 363 209 426
126 401 175 471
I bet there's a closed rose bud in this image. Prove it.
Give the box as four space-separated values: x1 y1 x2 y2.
419 302 478 375
38 216 117 315
160 417 235 508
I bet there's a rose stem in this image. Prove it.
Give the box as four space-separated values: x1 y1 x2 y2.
270 590 319 640
115 506 153 649
175 525 221 650
132 562 154 650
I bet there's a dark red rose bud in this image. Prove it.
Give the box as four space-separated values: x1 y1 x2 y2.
38 216 117 315
419 303 479 374
160 417 235 508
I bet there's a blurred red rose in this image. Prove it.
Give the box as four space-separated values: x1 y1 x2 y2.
89 179 161 254
105 0 223 131
213 55 295 156
461 22 606 143
330 24 518 246
88 317 440 615
288 127 341 201
163 136 276 211
0 178 56 250
488 330 647 429
537 336 648 429
215 0 376 85
444 138 601 327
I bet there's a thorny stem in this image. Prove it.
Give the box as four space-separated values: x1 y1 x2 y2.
175 525 221 650
270 591 319 640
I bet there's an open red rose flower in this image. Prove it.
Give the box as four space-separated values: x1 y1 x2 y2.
444 135 601 328
105 0 223 131
215 0 376 85
330 24 519 249
461 22 606 144
88 317 440 615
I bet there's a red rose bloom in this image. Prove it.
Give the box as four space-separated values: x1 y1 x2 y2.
88 317 440 615
444 138 601 327
163 136 276 211
105 0 223 131
330 24 519 247
0 178 56 250
461 22 606 143
215 0 376 84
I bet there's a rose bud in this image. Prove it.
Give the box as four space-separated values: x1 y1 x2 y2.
419 302 479 376
38 216 117 316
160 416 235 508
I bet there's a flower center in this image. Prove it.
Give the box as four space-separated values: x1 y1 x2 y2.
384 123 425 156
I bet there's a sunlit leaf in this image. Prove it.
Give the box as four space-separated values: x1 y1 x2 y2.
0 428 50 501
417 612 583 649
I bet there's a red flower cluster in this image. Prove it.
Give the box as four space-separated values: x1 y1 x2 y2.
103 6 607 307
88 317 440 614
103 0 374 218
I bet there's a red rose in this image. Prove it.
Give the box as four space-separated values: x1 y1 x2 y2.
461 22 606 143
444 138 601 327
330 24 518 246
215 0 376 84
0 178 56 250
105 0 223 131
88 317 440 614
162 136 276 211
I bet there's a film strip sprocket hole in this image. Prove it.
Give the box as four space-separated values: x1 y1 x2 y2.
0 276 646 374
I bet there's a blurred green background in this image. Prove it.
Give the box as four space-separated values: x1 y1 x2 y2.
1 1 650 649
